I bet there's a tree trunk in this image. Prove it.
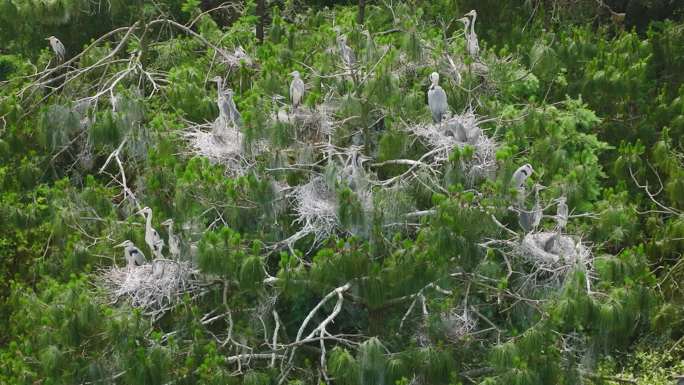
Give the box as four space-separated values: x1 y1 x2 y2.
256 0 266 43
357 0 366 25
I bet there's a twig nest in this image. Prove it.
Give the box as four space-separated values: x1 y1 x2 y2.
290 176 339 245
408 110 498 182
184 119 247 172
519 232 591 273
99 259 202 319
440 308 476 343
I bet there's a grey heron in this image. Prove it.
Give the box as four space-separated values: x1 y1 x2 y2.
518 184 544 233
459 10 480 59
161 219 181 260
289 71 305 109
511 164 534 190
337 34 356 69
363 29 376 63
446 119 468 142
137 207 164 259
115 240 146 267
427 72 448 124
46 36 65 62
555 196 568 233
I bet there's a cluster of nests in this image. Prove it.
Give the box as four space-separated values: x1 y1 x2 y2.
99 260 202 319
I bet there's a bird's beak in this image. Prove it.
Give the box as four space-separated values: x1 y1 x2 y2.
114 241 127 248
161 219 172 226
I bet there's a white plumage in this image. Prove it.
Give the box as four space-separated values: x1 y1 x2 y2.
427 72 448 124
46 36 65 61
290 71 305 108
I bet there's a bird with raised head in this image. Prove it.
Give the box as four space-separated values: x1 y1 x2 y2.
46 36 65 62
289 71 305 109
137 207 164 259
161 219 181 260
427 72 448 124
115 240 146 268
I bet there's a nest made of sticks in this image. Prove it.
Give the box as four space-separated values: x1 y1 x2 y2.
440 307 477 343
517 231 592 287
289 176 339 246
184 118 249 172
99 259 203 319
409 110 498 182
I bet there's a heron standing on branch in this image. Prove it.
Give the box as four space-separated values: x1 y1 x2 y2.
115 240 146 268
290 71 305 109
46 36 65 62
458 10 480 59
161 219 181 260
138 207 164 259
337 34 356 69
427 72 448 124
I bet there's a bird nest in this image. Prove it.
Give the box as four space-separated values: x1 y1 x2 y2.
288 176 339 246
440 307 477 343
184 119 249 173
409 111 498 182
517 231 592 287
99 259 203 320
271 106 328 144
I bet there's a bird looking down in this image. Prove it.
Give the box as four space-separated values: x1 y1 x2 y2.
46 36 65 62
290 71 305 108
115 240 146 268
427 72 448 124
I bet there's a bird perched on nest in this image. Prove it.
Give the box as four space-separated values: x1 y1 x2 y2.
544 195 569 252
161 219 181 260
289 71 305 109
427 72 448 124
46 36 65 62
115 240 146 268
137 207 164 259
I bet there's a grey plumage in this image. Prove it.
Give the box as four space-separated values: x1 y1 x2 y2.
337 35 356 68
211 76 242 129
138 207 164 259
555 196 568 232
512 164 534 190
459 11 480 59
518 185 544 233
289 71 305 108
161 219 181 259
115 240 146 267
46 36 65 61
427 72 448 124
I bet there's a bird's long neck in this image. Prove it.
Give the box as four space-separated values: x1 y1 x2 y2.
216 78 223 94
145 213 153 235
470 14 476 36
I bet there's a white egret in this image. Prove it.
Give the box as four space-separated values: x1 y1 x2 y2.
427 72 448 124
115 240 146 267
137 207 164 259
46 36 65 61
161 219 181 260
289 71 305 109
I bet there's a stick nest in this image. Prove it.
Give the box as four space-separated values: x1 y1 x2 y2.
409 110 498 182
518 231 592 286
184 119 248 173
99 259 203 319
